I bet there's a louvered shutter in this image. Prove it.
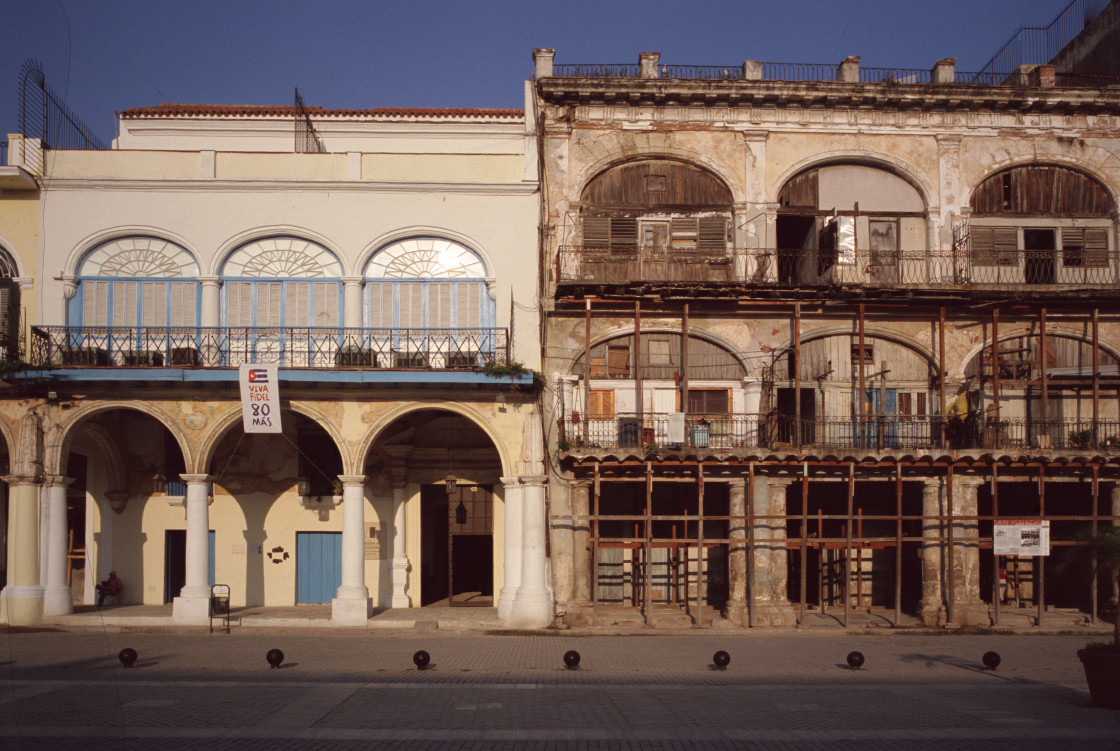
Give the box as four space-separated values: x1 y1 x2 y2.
428 283 452 328
141 282 167 326
589 389 615 418
582 216 610 248
610 218 638 249
83 281 109 325
399 283 423 328
227 283 252 327
170 282 197 326
286 282 310 327
698 217 728 250
368 282 394 327
257 282 282 327
313 282 338 327
456 282 481 328
972 227 1017 266
113 282 138 326
670 218 698 248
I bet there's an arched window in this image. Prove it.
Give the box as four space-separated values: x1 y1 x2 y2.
221 237 343 328
74 237 200 326
364 238 490 329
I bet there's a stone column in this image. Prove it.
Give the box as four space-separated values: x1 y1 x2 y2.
172 474 213 624
549 479 573 620
38 483 49 594
570 480 591 608
342 277 365 329
750 477 797 626
1 476 43 626
332 475 372 625
917 479 946 626
42 476 74 616
1109 485 1120 610
497 476 522 622
388 470 411 609
725 478 748 626
950 474 988 626
509 475 552 628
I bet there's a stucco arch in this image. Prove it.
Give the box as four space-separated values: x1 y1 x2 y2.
47 401 193 477
791 325 938 371
357 226 498 279
574 150 742 206
955 326 1120 382
0 412 17 463
66 422 127 492
0 236 25 278
63 226 202 278
965 158 1119 214
194 402 349 476
572 326 752 377
355 401 515 480
210 226 349 277
773 152 936 211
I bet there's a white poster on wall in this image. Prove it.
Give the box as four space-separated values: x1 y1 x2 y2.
993 519 1050 557
239 364 282 433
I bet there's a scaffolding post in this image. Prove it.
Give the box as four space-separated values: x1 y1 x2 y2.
947 465 955 625
895 464 903 627
800 465 808 626
992 464 1000 626
845 462 853 628
746 462 755 629
696 463 705 627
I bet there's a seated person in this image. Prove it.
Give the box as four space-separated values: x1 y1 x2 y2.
96 571 122 606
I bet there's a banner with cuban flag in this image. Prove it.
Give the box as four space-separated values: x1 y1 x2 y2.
239 364 282 433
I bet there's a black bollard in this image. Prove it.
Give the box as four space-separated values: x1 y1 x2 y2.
982 651 1001 671
713 650 731 670
413 650 431 670
846 651 865 670
266 649 284 669
563 650 581 670
118 648 138 668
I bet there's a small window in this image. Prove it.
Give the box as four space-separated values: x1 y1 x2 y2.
607 345 630 376
687 389 730 415
851 344 874 368
647 338 672 365
645 175 667 192
588 389 615 418
1062 227 1108 268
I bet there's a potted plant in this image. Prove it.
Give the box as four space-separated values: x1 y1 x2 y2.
1063 526 1120 709
1068 428 1094 449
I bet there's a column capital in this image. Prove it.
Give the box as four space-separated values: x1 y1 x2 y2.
957 474 985 489
198 275 222 287
2 474 42 487
500 475 522 489
520 475 548 487
766 476 795 490
338 475 367 487
179 473 214 484
43 475 74 489
106 491 130 514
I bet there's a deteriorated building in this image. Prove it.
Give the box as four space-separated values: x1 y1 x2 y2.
535 49 1120 628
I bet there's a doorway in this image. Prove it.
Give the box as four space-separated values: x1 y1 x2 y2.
1024 229 1056 284
776 387 816 445
164 529 215 603
296 531 342 604
420 484 493 606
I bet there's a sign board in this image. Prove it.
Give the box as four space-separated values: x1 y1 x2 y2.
239 364 282 433
993 519 1050 557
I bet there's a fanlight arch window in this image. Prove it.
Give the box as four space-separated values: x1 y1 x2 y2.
74 237 201 326
364 238 490 328
221 237 343 328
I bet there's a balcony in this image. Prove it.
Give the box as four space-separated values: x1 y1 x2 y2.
558 413 1120 455
556 246 1120 291
30 326 510 370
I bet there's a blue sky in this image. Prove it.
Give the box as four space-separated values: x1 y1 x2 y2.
0 0 1096 146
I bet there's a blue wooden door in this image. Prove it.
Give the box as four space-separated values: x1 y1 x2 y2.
296 532 342 604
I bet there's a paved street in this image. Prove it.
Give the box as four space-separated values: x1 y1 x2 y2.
1 628 1118 750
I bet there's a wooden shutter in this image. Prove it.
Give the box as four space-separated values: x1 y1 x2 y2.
141 282 168 326
971 227 1018 266
456 282 481 328
256 282 282 327
607 345 630 376
368 282 394 327
428 283 452 328
610 218 637 249
170 282 197 326
589 389 615 418
83 281 109 325
313 282 338 327
582 216 610 247
670 218 698 248
1062 227 1108 267
112 282 138 326
227 282 252 327
698 217 728 250
286 283 310 326
399 283 423 328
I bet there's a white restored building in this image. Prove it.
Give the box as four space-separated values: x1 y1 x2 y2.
0 92 552 628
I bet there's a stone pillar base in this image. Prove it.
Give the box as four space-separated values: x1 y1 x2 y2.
724 600 748 627
172 594 211 625
496 586 518 621
43 586 74 616
750 602 798 628
917 598 947 627
332 597 372 625
949 600 990 628
508 587 552 629
2 586 44 626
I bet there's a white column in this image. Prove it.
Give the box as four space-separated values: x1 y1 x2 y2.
332 474 372 625
509 475 552 628
497 476 522 621
172 474 213 624
42 476 74 616
388 478 411 608
199 277 221 328
1 476 43 625
342 277 365 329
38 484 49 592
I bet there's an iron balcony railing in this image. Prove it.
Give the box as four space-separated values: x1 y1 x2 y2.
559 413 1120 453
30 326 509 370
557 246 1120 289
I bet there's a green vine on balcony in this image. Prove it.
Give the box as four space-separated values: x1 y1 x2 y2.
478 360 545 390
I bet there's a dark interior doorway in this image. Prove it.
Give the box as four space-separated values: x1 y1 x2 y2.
1024 228 1056 284
164 529 214 603
776 387 816 445
421 484 494 606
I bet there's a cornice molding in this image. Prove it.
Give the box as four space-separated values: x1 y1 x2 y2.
40 178 540 196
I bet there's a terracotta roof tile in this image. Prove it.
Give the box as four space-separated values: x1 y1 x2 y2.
119 103 523 119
